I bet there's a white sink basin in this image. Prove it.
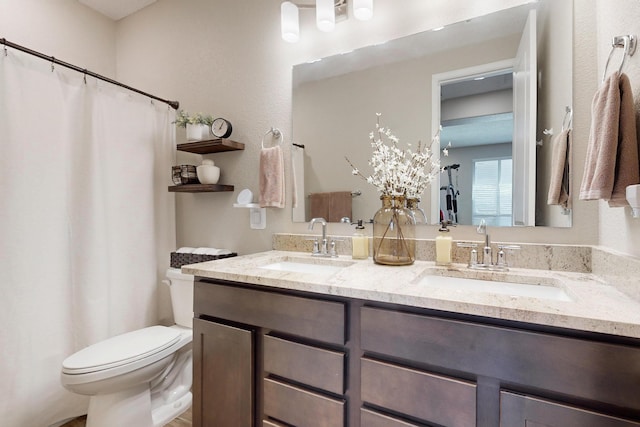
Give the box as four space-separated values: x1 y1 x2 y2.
260 258 353 276
416 274 572 302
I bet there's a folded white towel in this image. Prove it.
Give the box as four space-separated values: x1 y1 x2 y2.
216 249 233 255
176 247 195 253
193 247 213 255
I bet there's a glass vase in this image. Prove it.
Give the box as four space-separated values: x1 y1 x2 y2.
373 195 416 265
406 198 428 225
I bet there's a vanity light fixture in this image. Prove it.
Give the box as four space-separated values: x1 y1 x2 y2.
316 0 336 32
281 1 300 43
353 0 373 21
281 0 372 43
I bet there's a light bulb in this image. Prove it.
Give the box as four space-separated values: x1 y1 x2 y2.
353 0 373 21
281 1 299 43
316 0 335 32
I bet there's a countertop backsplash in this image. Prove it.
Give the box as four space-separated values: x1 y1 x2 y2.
591 246 640 303
272 233 593 274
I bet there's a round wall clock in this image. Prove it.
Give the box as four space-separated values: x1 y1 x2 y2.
211 118 232 138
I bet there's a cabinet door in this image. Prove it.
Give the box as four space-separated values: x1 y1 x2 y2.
193 318 254 427
500 391 640 427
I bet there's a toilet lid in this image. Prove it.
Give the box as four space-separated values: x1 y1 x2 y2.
62 326 181 374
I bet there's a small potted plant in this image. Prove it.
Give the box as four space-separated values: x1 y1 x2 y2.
193 113 214 140
174 110 214 141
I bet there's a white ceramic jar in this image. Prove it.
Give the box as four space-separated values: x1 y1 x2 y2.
196 159 220 184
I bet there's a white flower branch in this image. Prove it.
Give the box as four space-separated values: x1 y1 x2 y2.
346 114 443 199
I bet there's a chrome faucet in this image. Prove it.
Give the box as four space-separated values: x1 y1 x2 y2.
309 217 331 257
457 219 520 271
477 219 492 267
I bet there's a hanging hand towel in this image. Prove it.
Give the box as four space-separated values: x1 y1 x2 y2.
309 191 352 222
579 72 639 206
309 192 331 220
259 145 285 208
329 191 352 222
610 73 640 206
547 129 572 209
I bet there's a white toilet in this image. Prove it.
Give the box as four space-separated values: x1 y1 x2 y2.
61 268 194 427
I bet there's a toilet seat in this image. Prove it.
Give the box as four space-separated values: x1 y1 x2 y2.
62 326 182 377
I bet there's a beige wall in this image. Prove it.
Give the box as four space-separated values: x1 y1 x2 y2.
0 0 116 77
594 0 640 258
4 0 638 258
116 0 599 254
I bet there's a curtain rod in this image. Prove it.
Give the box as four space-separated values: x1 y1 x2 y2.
1 37 180 110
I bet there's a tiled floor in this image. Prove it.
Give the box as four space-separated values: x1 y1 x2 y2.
60 407 192 427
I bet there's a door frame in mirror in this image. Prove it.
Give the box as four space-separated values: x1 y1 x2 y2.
431 59 516 225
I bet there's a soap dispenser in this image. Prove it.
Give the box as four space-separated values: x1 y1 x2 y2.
435 221 453 266
352 220 369 260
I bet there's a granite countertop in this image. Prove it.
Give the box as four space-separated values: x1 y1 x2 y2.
182 250 640 339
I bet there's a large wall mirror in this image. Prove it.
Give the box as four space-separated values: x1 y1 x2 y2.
292 0 573 228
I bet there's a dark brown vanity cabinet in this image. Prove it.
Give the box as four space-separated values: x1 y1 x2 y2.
192 279 347 427
360 306 640 427
193 278 640 427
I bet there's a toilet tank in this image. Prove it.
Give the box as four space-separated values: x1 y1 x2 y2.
165 268 194 328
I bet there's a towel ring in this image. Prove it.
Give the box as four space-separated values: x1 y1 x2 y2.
262 127 283 149
561 106 573 132
602 35 637 83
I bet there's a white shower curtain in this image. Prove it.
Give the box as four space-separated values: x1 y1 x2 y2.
0 49 176 426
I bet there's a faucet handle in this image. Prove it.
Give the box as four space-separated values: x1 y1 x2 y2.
329 238 345 257
329 240 338 257
496 245 520 268
457 242 478 266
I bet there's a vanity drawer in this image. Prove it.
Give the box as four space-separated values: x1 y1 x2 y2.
361 306 640 411
361 408 423 427
361 358 476 427
263 378 345 427
264 335 345 395
195 280 345 344
500 391 640 427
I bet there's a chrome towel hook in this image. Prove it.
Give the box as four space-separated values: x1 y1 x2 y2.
602 35 637 82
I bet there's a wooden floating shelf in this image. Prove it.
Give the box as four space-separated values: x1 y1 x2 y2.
177 139 244 154
168 184 235 193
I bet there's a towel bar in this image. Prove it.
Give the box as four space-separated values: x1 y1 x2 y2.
307 190 362 197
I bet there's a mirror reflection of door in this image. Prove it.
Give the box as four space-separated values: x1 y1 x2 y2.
439 70 514 226
512 9 537 226
439 9 537 227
